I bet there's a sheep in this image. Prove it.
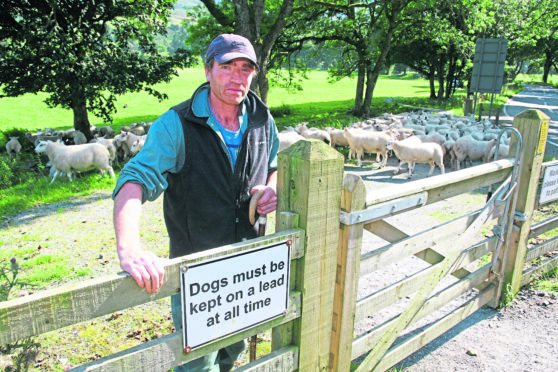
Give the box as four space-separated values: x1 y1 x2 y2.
6 137 22 159
130 137 146 155
324 127 350 148
93 125 116 139
487 143 510 161
278 131 305 151
91 137 117 164
295 122 331 145
442 139 457 170
344 128 393 167
114 131 146 163
74 130 88 145
388 136 445 178
417 133 446 147
34 140 114 183
453 137 497 170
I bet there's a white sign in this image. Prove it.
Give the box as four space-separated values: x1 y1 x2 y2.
180 241 291 351
540 164 558 204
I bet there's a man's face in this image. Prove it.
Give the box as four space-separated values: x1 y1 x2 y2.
205 58 256 108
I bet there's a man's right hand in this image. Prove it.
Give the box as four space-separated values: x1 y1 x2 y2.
114 182 165 293
119 250 165 293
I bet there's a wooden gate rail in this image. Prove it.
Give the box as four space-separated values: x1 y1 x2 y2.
331 110 550 371
0 229 305 371
354 168 514 372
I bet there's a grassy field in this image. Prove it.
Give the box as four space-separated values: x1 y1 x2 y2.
0 69 431 132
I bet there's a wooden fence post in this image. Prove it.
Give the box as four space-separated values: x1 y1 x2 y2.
499 109 550 299
330 174 366 372
275 139 344 371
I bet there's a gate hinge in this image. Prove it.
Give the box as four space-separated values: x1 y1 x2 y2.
514 211 529 222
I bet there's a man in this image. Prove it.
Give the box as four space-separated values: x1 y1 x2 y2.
113 34 280 372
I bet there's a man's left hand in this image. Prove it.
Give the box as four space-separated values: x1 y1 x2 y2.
250 185 277 215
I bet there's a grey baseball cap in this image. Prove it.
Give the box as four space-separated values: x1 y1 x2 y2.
205 34 259 71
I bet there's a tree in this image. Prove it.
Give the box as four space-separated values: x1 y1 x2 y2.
0 0 193 140
279 0 416 117
184 0 295 104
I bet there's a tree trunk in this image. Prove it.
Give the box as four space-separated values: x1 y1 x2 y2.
72 102 92 141
232 0 295 105
257 65 270 104
353 62 366 115
362 68 380 118
429 72 437 99
445 55 457 99
543 50 552 83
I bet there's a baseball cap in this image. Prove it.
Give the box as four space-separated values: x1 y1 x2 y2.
205 34 260 71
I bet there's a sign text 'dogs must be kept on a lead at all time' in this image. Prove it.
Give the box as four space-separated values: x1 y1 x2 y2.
180 241 291 351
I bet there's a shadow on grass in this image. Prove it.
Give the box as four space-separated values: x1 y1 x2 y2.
1 191 112 229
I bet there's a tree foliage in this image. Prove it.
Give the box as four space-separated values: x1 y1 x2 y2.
0 0 193 139
184 0 295 104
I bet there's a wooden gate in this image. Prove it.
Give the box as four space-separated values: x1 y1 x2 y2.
329 109 549 371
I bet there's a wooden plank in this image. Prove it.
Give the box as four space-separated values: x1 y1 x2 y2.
360 206 500 277
500 110 549 297
276 140 344 372
70 292 301 372
330 174 366 372
272 213 301 352
355 238 496 322
530 215 558 239
0 230 303 345
355 195 498 372
525 236 558 262
352 265 494 360
373 284 497 371
366 159 513 207
364 219 409 242
235 346 299 372
521 254 558 287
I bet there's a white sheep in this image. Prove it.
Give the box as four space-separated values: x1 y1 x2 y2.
295 123 331 145
91 137 117 163
114 131 146 163
388 136 445 178
487 143 510 161
453 137 497 170
5 137 22 159
344 128 393 167
130 137 146 155
34 140 114 183
324 127 350 148
278 131 305 151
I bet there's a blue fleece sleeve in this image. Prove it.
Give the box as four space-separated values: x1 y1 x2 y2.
268 117 280 170
112 110 185 202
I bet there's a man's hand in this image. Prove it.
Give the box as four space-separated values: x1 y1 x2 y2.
119 250 165 293
114 182 165 293
250 185 277 215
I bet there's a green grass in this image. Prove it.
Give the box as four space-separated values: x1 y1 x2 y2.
0 69 430 133
530 267 558 293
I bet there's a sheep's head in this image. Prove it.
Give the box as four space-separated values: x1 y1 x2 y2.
34 140 49 153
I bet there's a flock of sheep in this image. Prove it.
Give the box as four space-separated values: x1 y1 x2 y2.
279 111 511 178
6 122 150 183
5 110 510 183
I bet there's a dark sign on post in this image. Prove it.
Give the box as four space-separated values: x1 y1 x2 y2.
470 38 508 94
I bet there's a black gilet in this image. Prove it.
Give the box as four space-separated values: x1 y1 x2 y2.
163 83 275 259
